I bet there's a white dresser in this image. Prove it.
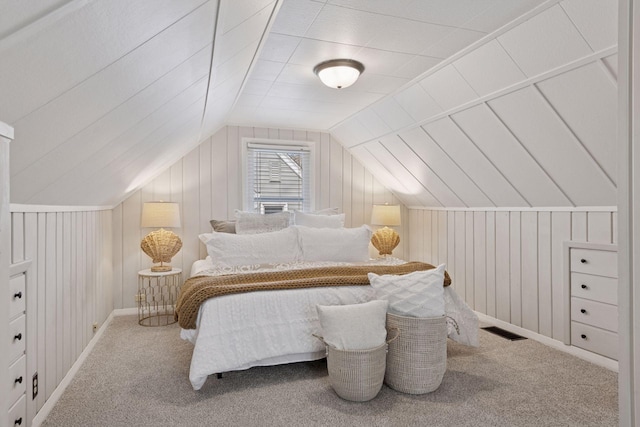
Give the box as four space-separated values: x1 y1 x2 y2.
564 242 618 360
7 262 29 427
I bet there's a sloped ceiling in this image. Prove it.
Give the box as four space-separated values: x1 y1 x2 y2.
2 0 618 208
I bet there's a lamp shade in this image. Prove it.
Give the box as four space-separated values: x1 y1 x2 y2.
313 59 364 89
141 202 181 228
371 204 401 226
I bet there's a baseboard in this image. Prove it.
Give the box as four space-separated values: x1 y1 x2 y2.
31 311 115 427
113 307 138 316
475 312 619 372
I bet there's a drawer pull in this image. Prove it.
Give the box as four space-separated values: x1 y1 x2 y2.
15 418 22 426
580 309 587 314
14 333 22 341
580 258 587 264
581 334 587 340
15 376 23 384
581 284 588 289
13 291 22 299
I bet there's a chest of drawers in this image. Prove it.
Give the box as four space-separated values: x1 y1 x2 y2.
564 242 618 360
7 262 29 427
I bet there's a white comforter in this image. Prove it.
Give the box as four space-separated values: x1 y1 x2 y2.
180 258 478 390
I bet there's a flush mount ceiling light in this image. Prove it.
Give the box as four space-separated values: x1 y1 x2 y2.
313 59 365 89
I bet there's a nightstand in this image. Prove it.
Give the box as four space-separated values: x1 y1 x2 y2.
137 268 182 326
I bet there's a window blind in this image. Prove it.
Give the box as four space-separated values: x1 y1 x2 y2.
245 143 312 213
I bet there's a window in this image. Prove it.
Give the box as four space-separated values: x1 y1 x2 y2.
243 140 314 213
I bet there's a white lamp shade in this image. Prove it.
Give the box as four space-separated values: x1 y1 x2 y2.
317 65 361 89
141 202 181 228
371 204 401 226
313 59 364 89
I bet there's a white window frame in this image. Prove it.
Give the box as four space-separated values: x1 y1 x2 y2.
241 138 315 212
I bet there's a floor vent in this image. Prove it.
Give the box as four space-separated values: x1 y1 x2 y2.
482 326 527 341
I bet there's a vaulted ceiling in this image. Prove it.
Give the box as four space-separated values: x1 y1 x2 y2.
1 0 618 208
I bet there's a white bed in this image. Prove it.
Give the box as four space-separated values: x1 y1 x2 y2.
180 257 478 390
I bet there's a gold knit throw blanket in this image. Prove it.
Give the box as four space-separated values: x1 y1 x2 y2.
175 262 451 329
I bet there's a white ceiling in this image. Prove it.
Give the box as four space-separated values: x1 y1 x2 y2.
1 0 618 208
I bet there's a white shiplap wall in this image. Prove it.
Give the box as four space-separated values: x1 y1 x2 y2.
9 207 113 425
112 125 407 309
407 208 617 344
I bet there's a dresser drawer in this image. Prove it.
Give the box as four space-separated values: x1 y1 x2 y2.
570 272 617 305
571 322 618 360
8 314 26 364
9 274 25 320
570 248 617 278
7 394 25 427
571 297 618 332
8 355 26 408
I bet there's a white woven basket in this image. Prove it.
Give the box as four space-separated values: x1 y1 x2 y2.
385 312 447 394
314 330 398 402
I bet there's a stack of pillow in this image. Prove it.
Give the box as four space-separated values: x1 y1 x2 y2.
199 209 372 268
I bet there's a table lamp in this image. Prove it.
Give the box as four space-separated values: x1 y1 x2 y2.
141 201 182 272
370 204 401 256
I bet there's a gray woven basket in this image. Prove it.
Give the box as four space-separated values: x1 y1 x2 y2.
385 312 447 394
314 330 398 402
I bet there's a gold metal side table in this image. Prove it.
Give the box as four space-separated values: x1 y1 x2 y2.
137 268 182 326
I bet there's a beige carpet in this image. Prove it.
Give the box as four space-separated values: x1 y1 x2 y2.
41 315 618 427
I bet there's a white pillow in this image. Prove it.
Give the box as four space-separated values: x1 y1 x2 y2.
235 210 292 234
295 225 372 262
293 211 345 228
316 300 389 350
198 227 301 267
368 264 446 318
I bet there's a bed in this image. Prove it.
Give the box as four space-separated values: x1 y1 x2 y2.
176 213 478 390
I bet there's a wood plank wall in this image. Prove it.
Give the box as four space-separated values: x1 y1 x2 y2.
407 208 617 344
112 126 407 309
10 208 113 425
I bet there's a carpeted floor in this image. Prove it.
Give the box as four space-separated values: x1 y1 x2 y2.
41 315 618 427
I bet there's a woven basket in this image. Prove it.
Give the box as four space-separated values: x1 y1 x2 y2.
385 312 447 394
315 330 398 402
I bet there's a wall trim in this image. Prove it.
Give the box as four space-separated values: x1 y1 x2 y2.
407 206 617 212
10 204 113 213
31 310 115 427
476 312 619 372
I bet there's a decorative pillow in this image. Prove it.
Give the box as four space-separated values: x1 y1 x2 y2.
293 211 345 228
235 210 292 234
368 264 446 318
209 219 236 233
198 227 301 267
295 225 371 262
316 300 389 350
311 207 340 215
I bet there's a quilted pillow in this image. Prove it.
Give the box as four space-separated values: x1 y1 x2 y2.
198 227 301 267
368 264 446 318
235 210 292 234
316 300 389 350
293 211 345 228
295 225 371 262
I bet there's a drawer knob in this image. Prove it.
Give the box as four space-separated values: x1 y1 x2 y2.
15 376 22 384
581 334 587 340
580 258 587 264
580 309 587 314
13 291 22 299
581 284 588 289
14 333 22 341
15 418 22 426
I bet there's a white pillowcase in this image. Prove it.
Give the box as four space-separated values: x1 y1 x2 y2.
198 227 301 267
293 211 345 228
295 225 372 262
368 264 446 318
316 300 389 350
234 210 292 234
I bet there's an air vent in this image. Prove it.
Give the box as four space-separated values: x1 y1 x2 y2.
482 326 527 341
